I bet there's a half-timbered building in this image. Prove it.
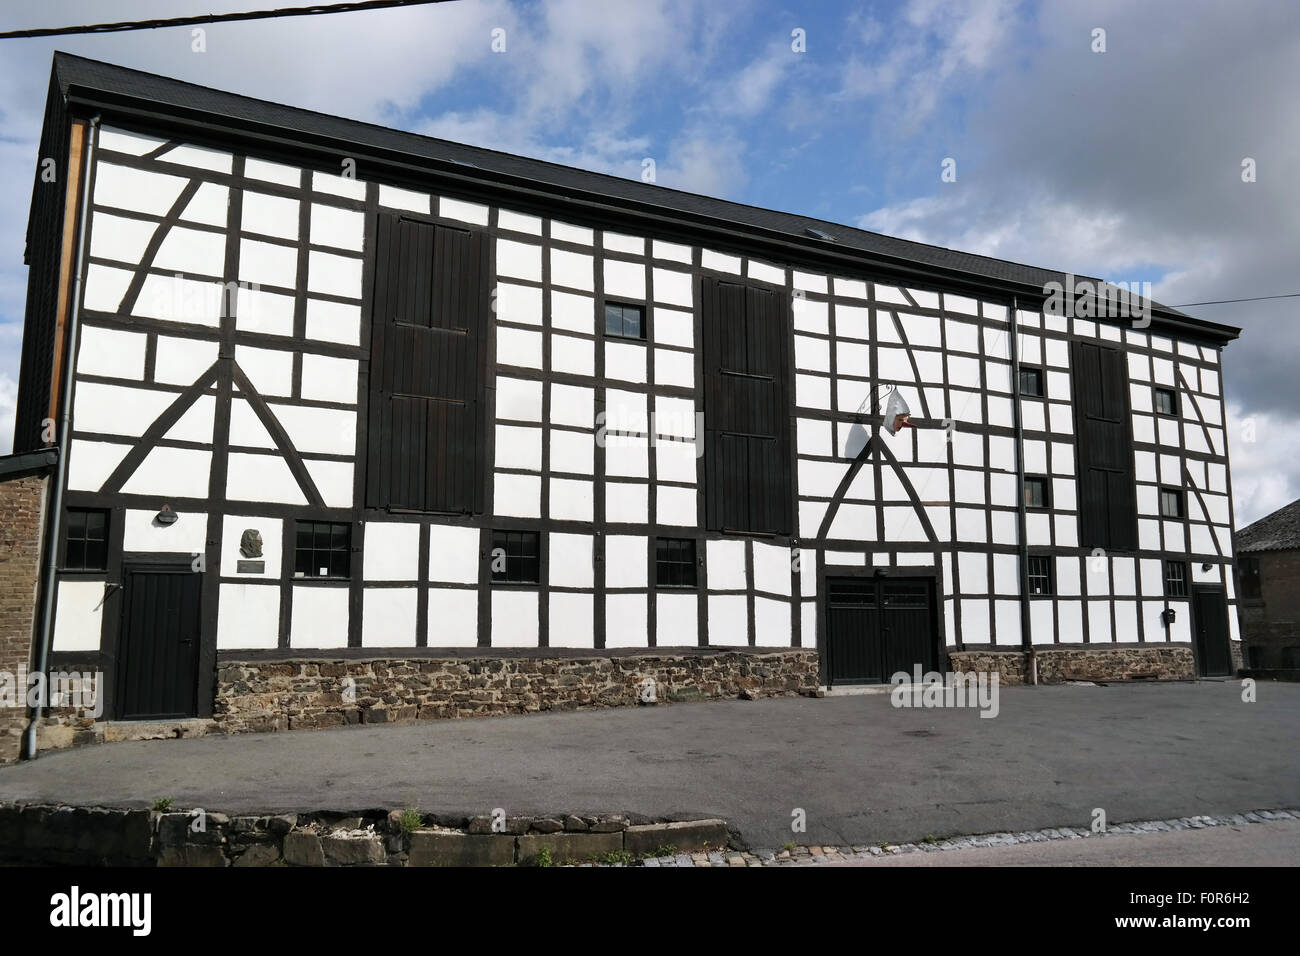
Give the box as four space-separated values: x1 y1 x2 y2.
10 54 1243 744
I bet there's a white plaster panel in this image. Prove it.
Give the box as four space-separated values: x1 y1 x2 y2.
551 249 593 291
93 162 187 216
497 238 542 281
162 144 232 173
67 440 130 492
362 587 418 647
301 354 358 404
246 157 301 186
551 334 594 377
89 213 157 265
550 429 593 475
605 482 648 523
655 349 694 388
655 439 697 483
217 583 280 649
378 184 430 213
494 473 541 517
550 478 593 521
656 485 696 525
498 210 542 235
155 225 226 277
605 342 647 383
428 524 481 584
497 326 543 369
496 283 542 326
225 452 305 504
707 595 748 646
754 597 792 647
605 258 646 299
51 581 105 652
549 533 593 588
427 588 479 647
313 172 366 200
123 508 207 553
134 273 223 326
546 382 590 426
290 586 350 648
240 238 297 288
550 289 593 333
549 593 594 648
82 264 134 312
98 125 166 155
653 240 692 263
310 205 365 252
363 522 420 581
605 594 648 648
707 539 746 590
657 593 697 646
76 325 147 380
242 190 299 240
753 542 791 596
495 424 542 471
492 591 539 647
308 251 363 299
605 535 647 588
653 269 692 307
441 197 489 225
120 446 211 498
235 345 293 398
793 297 828 334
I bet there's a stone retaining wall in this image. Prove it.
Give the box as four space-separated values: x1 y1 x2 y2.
213 650 820 735
0 474 49 765
0 803 732 867
948 646 1197 685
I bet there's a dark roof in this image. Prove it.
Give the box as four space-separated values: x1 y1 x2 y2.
0 447 58 481
1236 499 1300 553
45 52 1239 344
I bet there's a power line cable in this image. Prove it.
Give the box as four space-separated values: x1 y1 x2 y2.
1171 292 1300 308
0 0 455 39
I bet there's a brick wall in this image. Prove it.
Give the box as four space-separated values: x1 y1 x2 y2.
949 645 1196 685
0 474 49 764
1238 549 1300 669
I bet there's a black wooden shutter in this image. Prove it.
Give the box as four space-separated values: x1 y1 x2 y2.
367 214 487 513
702 277 791 534
1071 340 1136 550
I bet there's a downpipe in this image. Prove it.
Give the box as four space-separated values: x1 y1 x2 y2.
24 114 100 759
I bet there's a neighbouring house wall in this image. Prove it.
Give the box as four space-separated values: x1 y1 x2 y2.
0 474 49 764
38 119 1240 725
1238 549 1300 668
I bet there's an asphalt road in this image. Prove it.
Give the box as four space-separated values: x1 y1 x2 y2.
1 680 1296 848
828 818 1300 866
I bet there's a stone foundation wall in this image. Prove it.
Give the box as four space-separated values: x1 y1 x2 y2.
215 651 820 735
0 474 49 765
949 645 1197 685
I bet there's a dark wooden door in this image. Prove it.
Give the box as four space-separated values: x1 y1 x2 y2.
1192 586 1232 677
367 214 488 514
116 565 202 720
825 577 936 684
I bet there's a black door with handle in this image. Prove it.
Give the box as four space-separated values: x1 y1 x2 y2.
825 577 937 684
1192 585 1232 677
116 564 202 720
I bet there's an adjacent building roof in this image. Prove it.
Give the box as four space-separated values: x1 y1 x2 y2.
39 52 1239 345
1235 499 1300 553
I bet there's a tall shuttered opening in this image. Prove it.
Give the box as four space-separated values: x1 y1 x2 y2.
701 277 792 535
1071 340 1137 551
367 214 488 514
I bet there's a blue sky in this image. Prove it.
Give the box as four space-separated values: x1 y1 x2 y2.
1 0 1297 526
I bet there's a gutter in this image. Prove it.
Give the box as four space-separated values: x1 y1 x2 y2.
24 113 99 760
1009 296 1036 685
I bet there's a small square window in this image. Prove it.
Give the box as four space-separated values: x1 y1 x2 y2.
1164 560 1187 597
655 538 697 588
1024 476 1050 509
604 302 645 340
65 508 109 572
1019 367 1044 397
294 521 351 578
1027 555 1054 595
490 530 540 584
1159 487 1184 519
1154 387 1178 416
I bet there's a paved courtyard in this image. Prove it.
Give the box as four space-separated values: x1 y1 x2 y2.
1 680 1296 848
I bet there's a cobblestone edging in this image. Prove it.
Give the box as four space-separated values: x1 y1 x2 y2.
0 803 732 867
648 808 1299 867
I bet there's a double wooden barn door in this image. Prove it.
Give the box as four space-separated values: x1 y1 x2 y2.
115 564 202 720
825 577 938 684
